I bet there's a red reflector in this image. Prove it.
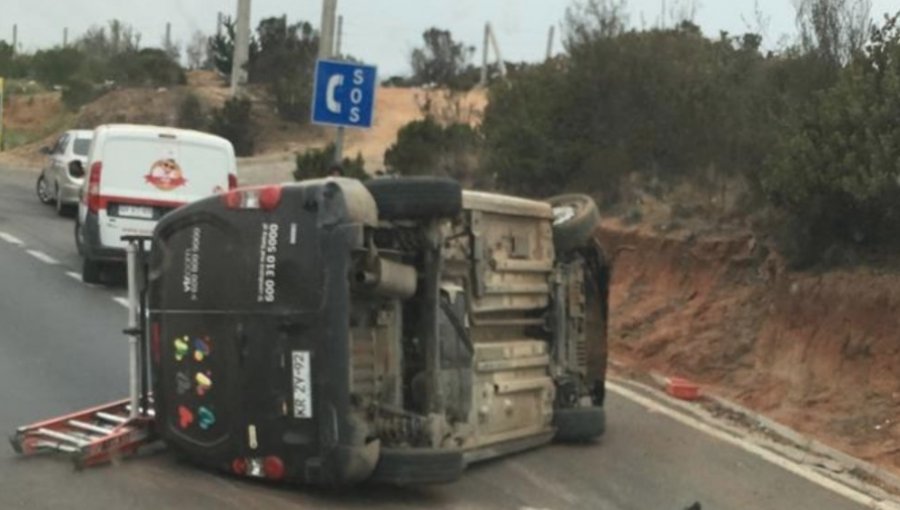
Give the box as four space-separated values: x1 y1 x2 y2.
87 161 103 213
231 458 247 475
258 186 282 210
222 190 242 209
228 173 238 190
263 456 285 480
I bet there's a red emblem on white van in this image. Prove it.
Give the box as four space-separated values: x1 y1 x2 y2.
145 158 187 191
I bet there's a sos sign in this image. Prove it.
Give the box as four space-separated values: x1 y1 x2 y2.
311 60 377 129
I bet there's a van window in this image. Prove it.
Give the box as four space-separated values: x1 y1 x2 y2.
73 138 92 156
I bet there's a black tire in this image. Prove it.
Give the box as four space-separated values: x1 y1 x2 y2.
74 223 84 256
82 258 103 284
364 177 462 220
36 175 54 205
548 194 600 254
369 447 464 485
553 406 606 442
55 190 74 217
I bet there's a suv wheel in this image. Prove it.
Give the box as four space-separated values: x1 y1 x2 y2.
36 175 54 205
364 177 462 220
548 194 600 254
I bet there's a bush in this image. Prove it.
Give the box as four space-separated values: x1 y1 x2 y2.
384 117 482 186
108 48 186 87
293 143 367 181
762 13 900 265
61 78 102 110
209 97 256 156
177 93 207 130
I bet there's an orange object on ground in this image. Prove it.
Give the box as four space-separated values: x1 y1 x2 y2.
666 377 701 400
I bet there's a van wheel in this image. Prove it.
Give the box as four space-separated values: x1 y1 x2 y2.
364 177 462 220
554 406 606 442
82 258 103 284
36 175 54 205
548 194 600 254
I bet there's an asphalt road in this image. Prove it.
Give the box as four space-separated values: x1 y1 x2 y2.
0 166 873 510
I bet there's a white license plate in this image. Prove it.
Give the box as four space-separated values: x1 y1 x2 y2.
118 204 154 219
291 351 313 418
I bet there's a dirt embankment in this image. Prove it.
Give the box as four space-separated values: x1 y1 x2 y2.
0 70 487 175
600 220 900 475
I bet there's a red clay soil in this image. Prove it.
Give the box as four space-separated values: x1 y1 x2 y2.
598 219 900 476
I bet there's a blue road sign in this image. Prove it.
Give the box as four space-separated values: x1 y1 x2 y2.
311 59 378 129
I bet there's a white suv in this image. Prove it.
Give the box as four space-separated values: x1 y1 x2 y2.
36 129 94 216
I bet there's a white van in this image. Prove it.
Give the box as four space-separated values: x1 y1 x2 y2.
76 124 238 283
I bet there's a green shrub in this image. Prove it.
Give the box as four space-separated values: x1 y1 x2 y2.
762 13 900 266
293 143 367 181
177 93 207 130
209 96 256 156
61 78 102 110
108 48 186 87
383 117 482 186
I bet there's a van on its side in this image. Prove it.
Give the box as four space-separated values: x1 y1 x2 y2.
76 124 238 284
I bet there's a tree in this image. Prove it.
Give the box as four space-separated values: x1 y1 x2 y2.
384 117 483 187
185 31 208 70
410 28 475 89
795 0 872 68
209 96 256 156
249 17 318 122
763 12 900 265
31 48 84 85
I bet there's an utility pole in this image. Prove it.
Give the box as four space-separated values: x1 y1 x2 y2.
335 15 343 58
545 26 555 61
480 23 489 86
165 22 172 49
216 12 223 38
12 24 17 54
231 0 251 95
0 76 5 152
63 27 68 47
487 23 507 80
318 0 343 164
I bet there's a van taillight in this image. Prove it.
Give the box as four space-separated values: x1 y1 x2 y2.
222 185 282 211
228 173 238 190
86 162 102 213
231 456 285 480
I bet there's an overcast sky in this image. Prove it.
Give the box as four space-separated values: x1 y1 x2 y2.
2 1 898 76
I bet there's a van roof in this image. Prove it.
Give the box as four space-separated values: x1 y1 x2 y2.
67 129 95 139
93 124 232 149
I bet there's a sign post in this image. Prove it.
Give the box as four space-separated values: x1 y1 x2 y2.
311 60 377 165
0 76 5 151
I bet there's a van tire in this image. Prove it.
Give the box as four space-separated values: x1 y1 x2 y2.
82 258 103 284
548 194 600 254
364 177 462 220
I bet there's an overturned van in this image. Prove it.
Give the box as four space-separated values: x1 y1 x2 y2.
147 177 609 485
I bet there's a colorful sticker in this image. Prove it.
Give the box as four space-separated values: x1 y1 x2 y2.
178 405 194 429
193 336 211 362
144 158 187 191
198 406 216 430
175 371 191 395
174 336 189 361
195 371 212 396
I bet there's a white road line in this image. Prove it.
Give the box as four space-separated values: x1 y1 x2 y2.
0 232 24 245
65 271 82 282
606 381 900 510
112 297 130 309
25 250 59 265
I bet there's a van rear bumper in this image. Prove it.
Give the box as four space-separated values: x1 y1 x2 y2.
80 212 126 262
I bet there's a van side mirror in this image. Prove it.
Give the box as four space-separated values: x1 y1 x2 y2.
39 146 52 155
68 160 85 178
